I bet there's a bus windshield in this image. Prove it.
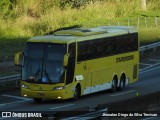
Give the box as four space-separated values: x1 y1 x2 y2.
22 42 66 84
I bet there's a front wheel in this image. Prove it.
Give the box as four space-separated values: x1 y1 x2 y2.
73 87 80 100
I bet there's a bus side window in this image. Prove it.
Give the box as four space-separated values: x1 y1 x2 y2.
96 39 104 58
78 42 86 61
90 40 98 59
86 41 92 60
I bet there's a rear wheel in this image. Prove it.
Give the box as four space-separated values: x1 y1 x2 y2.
111 78 117 92
33 98 42 103
118 79 125 91
118 75 125 91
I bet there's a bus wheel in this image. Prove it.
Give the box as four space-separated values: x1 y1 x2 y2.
111 78 117 92
73 87 80 100
33 98 42 103
118 76 125 91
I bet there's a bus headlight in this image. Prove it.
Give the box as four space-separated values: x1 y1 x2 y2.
21 84 29 89
54 86 65 90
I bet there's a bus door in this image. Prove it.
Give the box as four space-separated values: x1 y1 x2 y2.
75 62 91 95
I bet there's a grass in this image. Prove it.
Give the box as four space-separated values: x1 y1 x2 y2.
139 28 160 45
0 0 160 60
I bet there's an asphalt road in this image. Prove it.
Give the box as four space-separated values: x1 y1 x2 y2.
0 52 160 119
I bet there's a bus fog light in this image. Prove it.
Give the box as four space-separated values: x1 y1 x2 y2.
53 86 65 90
58 96 61 99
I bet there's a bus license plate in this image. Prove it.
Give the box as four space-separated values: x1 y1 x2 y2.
37 93 45 96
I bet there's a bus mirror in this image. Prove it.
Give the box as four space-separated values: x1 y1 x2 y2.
15 52 22 66
63 54 70 67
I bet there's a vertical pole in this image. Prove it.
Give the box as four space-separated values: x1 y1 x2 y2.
128 19 130 27
3 40 6 62
3 40 5 48
155 17 158 27
19 35 21 46
145 17 147 28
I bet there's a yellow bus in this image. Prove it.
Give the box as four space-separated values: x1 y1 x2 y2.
15 26 139 102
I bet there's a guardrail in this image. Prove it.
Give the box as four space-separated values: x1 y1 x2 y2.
0 74 20 82
0 74 20 90
140 41 160 51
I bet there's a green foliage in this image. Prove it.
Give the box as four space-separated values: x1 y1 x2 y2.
0 0 10 15
0 0 160 61
0 0 160 40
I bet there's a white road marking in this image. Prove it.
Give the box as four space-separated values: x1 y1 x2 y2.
0 100 31 107
0 94 31 107
0 104 6 107
140 61 160 72
50 104 74 110
140 63 152 66
110 90 136 97
149 59 160 62
140 66 160 74
2 94 31 100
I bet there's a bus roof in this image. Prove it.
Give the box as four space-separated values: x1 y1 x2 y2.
28 26 137 44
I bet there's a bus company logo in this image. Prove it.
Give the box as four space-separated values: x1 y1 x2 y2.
116 55 134 63
2 112 11 117
1 112 42 118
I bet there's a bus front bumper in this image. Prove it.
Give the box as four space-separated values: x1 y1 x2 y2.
21 88 72 100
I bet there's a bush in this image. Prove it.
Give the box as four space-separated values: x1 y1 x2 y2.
0 0 10 15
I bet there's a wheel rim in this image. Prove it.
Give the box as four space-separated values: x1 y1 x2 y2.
120 80 124 88
74 88 78 99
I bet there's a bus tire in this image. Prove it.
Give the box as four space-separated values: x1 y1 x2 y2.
73 86 81 100
118 75 125 91
111 78 117 92
33 98 42 103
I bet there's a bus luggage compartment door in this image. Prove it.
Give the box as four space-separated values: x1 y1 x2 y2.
91 72 100 93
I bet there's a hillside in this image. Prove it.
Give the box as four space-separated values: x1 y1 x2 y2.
0 0 160 37
0 0 160 66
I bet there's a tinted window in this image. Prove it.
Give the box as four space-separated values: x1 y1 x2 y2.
77 33 138 62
